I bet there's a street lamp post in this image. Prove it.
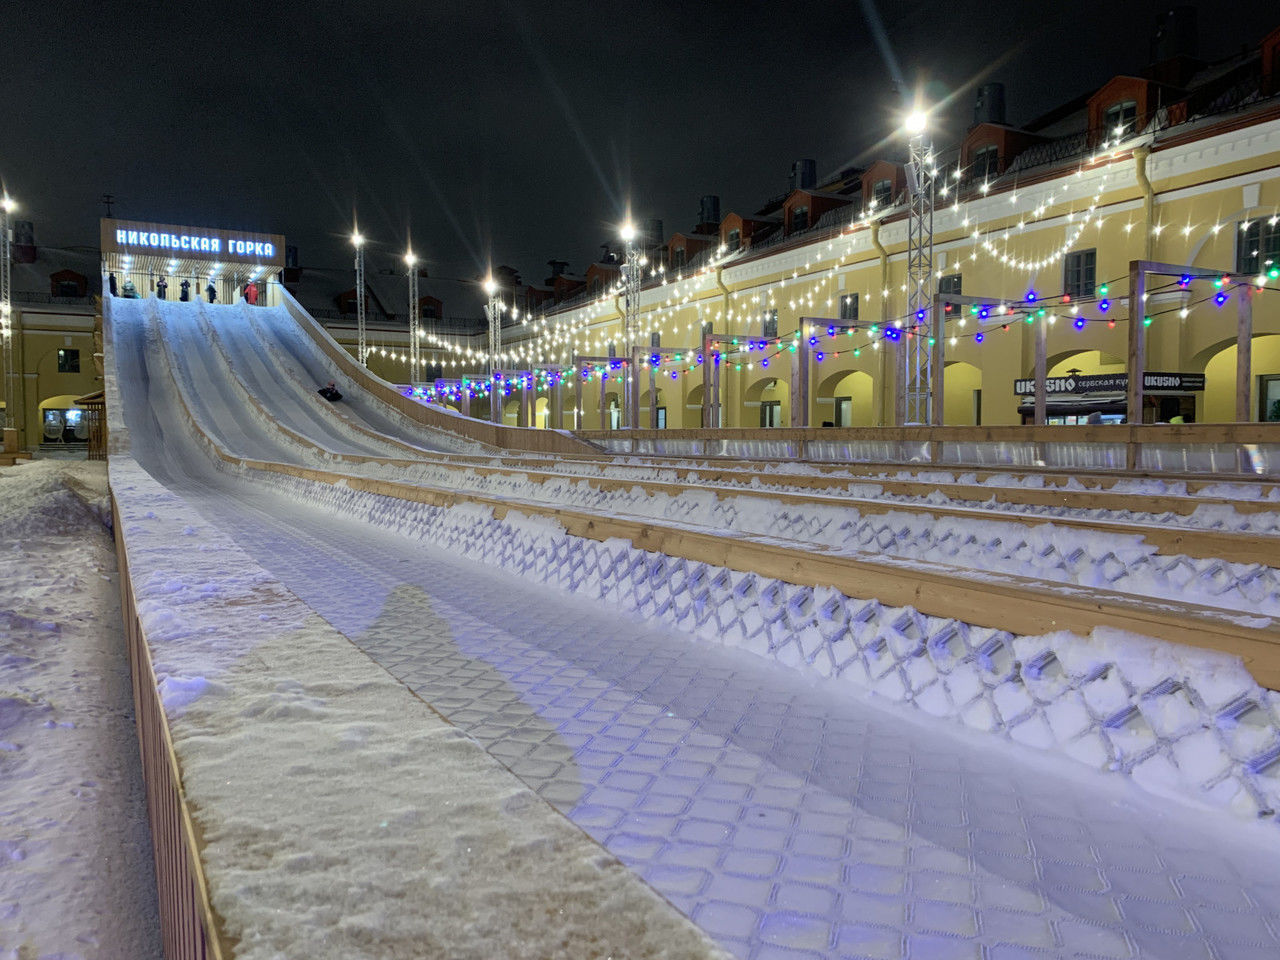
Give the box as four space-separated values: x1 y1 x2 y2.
405 250 420 386
1 195 15 433
483 276 502 424
902 107 935 425
619 220 642 429
352 230 367 365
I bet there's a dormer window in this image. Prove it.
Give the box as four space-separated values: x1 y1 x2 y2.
1104 100 1138 136
791 206 809 232
872 179 892 207
972 144 999 179
726 228 741 251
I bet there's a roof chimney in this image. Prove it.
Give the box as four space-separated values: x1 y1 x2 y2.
1151 5 1197 62
698 195 721 229
789 159 817 192
12 219 36 264
974 84 1006 127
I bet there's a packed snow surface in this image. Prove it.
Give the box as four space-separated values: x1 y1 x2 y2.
0 459 160 960
111 454 728 960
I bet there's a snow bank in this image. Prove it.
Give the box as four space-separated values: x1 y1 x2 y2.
109 455 729 960
0 459 160 959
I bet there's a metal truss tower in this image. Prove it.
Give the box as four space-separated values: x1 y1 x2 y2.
904 133 935 424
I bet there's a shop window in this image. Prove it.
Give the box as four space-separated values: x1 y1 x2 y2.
834 397 852 427
650 331 661 348
1237 219 1280 276
1063 249 1097 301
656 407 667 429
971 144 999 179
725 228 741 251
57 348 80 373
839 294 859 322
1260 375 1280 422
791 206 809 232
872 179 893 207
760 401 781 427
761 310 778 339
1104 100 1138 136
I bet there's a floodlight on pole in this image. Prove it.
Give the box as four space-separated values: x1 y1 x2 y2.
1 194 14 431
620 217 642 428
406 249 420 386
352 229 367 364
483 275 503 423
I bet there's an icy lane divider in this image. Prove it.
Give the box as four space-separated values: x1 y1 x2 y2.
107 457 731 960
276 284 601 456
240 301 490 457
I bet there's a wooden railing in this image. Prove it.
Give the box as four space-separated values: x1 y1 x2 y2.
113 493 228 960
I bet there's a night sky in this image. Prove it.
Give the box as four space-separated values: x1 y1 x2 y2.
7 0 1277 289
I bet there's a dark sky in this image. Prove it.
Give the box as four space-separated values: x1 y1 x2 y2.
6 0 1276 288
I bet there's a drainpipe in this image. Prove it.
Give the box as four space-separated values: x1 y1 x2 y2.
1133 145 1155 261
870 220 891 426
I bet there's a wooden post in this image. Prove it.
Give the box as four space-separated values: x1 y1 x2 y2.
599 367 609 431
551 377 562 430
490 374 502 424
929 295 945 427
1034 313 1047 426
649 359 658 429
574 366 583 431
1237 285 1254 423
629 347 643 430
701 332 713 429
1126 261 1146 469
459 384 471 419
790 330 811 427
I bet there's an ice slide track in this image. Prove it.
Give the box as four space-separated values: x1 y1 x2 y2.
110 297 1280 960
133 299 1280 695
180 307 1280 571
166 303 1280 631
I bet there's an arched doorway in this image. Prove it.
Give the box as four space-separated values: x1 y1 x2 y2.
535 396 549 429
685 384 705 428
743 376 790 428
815 369 873 427
942 361 982 425
1196 335 1280 422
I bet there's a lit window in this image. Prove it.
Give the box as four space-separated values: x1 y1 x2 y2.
1104 100 1138 135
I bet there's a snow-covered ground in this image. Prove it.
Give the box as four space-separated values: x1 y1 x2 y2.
0 459 160 960
102 290 1280 959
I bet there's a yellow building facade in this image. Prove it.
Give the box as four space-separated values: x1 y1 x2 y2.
477 105 1280 431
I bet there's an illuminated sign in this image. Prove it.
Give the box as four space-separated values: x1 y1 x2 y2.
100 218 285 267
